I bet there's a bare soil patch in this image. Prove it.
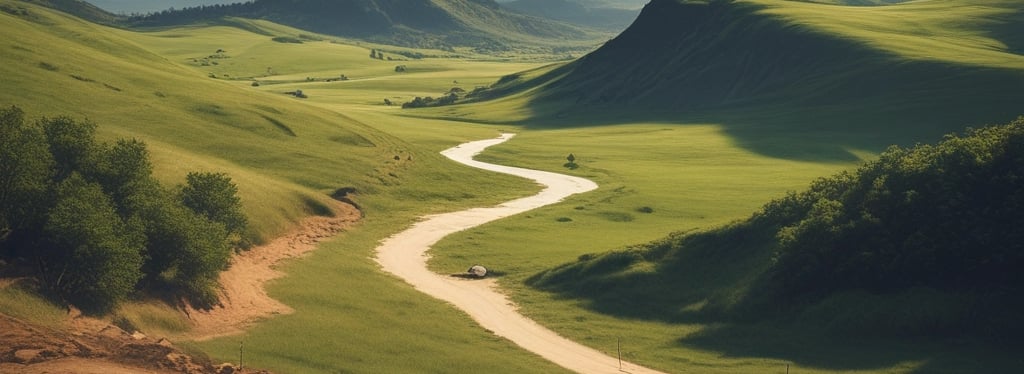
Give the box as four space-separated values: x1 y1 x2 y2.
0 199 359 373
184 200 361 341
0 311 256 374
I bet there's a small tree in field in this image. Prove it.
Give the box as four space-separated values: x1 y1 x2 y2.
565 153 578 169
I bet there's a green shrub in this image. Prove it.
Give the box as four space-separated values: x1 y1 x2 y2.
271 36 303 44
43 174 144 313
0 107 249 313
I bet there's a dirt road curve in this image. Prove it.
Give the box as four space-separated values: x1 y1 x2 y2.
375 134 667 374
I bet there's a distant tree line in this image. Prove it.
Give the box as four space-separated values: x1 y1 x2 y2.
0 106 247 313
402 93 458 109
401 87 481 109
129 2 255 24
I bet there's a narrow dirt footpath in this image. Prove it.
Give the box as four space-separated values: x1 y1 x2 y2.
185 200 361 341
375 134 668 374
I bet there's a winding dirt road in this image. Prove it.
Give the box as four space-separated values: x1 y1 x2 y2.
375 134 667 374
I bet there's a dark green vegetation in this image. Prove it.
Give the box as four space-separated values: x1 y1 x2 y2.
0 106 246 313
531 117 1024 345
500 0 640 32
128 0 608 52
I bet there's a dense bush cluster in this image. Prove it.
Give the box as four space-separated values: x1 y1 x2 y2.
0 106 247 313
402 93 458 109
762 117 1024 300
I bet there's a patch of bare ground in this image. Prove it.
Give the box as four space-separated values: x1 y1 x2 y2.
0 199 358 373
183 200 361 341
0 311 266 374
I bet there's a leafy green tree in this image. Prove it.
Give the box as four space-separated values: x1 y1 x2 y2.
174 214 231 307
134 187 231 306
42 174 143 313
180 172 247 244
92 138 157 218
0 107 53 242
40 116 99 182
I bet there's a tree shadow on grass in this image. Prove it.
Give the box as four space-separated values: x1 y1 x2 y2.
681 323 1024 373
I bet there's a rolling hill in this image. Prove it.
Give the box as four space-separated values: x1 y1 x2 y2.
0 0 495 242
500 0 641 32
1 2 568 372
13 0 119 23
476 0 1024 142
127 0 609 52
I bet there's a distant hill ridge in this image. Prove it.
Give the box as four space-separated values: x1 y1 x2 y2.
127 0 603 51
500 0 640 32
14 0 118 24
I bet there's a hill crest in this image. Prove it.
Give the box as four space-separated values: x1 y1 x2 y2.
128 0 607 51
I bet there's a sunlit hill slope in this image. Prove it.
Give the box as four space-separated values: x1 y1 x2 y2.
0 0 442 242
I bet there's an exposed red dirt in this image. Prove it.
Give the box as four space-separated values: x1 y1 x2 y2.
0 200 361 373
0 312 233 374
183 200 361 341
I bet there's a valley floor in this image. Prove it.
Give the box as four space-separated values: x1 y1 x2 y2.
375 134 662 374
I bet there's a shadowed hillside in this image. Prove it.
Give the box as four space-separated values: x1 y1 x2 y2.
9 0 119 24
127 0 607 51
476 0 1024 152
501 0 640 32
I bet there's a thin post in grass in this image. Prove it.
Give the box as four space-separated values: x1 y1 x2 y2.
617 337 622 370
239 340 244 370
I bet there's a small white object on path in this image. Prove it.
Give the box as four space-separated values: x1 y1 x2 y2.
375 133 668 374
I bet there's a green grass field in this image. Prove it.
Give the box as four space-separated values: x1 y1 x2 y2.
2 0 1022 372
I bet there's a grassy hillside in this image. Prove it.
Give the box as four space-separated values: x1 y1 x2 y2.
402 1 1024 372
127 0 610 53
6 0 1022 372
459 0 1024 153
0 0 537 242
0 2 583 372
16 0 120 24
525 117 1024 372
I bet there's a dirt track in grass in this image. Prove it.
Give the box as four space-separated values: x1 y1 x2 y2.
375 134 667 374
184 200 361 341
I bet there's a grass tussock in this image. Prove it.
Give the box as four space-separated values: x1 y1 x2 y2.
0 281 67 329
